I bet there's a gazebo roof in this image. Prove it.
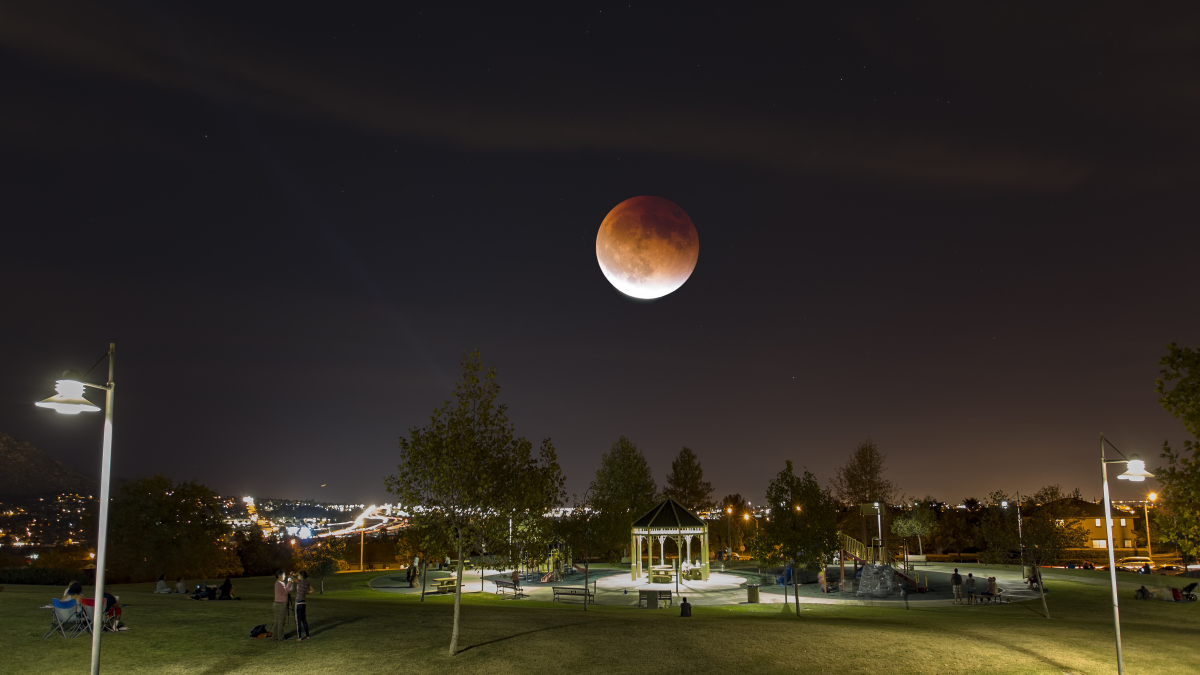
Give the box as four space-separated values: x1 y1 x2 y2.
632 497 706 529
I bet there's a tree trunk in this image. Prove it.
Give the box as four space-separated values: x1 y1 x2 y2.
1037 566 1050 618
419 555 428 602
320 576 325 594
917 535 923 556
794 578 800 617
449 536 464 656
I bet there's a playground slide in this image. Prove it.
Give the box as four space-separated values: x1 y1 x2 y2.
572 564 588 576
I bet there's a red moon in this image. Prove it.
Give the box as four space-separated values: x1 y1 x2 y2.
595 196 699 299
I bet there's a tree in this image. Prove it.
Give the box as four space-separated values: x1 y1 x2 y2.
292 537 349 593
892 499 937 555
1155 343 1200 564
830 438 899 505
107 475 242 582
933 509 974 561
1021 496 1087 618
831 438 899 548
661 447 714 512
385 351 564 656
589 436 658 557
234 525 291 577
717 493 749 555
762 461 840 616
977 491 1021 565
961 497 982 511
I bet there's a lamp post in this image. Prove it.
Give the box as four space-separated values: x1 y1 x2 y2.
1145 493 1156 559
35 344 115 675
1099 434 1155 675
725 506 732 569
1001 495 1026 575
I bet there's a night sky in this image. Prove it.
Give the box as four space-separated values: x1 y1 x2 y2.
3 2 1198 506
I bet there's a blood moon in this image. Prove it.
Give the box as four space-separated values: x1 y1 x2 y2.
595 196 699 299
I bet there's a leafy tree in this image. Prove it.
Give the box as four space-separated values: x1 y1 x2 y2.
961 497 982 511
933 509 975 561
394 519 454 601
830 438 899 547
891 499 937 555
385 351 564 656
107 475 242 582
1021 495 1088 618
977 491 1021 565
589 436 658 557
661 447 714 512
292 537 349 594
830 438 899 505
234 525 291 577
717 493 749 555
762 461 840 616
1155 342 1200 564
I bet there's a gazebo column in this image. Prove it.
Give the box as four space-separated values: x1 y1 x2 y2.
633 530 643 578
702 524 710 580
686 535 692 565
658 536 667 566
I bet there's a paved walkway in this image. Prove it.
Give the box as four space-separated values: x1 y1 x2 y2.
369 562 1047 608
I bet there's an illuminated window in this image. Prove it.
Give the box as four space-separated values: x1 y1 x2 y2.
1095 519 1102 527
1120 519 1126 527
1123 540 1132 548
1092 540 1107 549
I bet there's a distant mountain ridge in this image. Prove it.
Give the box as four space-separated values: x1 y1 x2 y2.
0 432 95 500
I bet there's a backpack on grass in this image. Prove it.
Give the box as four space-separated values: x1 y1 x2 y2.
249 624 271 639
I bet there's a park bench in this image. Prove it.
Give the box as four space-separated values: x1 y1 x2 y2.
638 589 673 609
494 579 525 598
977 588 1005 604
552 586 595 603
433 577 459 594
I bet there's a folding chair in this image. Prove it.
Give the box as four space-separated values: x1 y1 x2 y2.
44 598 82 639
80 598 112 634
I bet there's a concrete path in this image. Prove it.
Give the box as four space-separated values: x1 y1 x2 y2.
369 562 1047 608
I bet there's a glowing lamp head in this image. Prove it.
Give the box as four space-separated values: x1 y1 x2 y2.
243 497 255 505
743 513 749 520
35 372 100 415
1117 454 1155 482
1001 501 1008 508
1149 493 1157 502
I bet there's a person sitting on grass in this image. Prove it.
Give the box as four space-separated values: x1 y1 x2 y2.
175 577 186 594
218 578 239 600
1135 585 1151 600
155 574 171 593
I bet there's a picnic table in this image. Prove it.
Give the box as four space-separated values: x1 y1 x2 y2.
433 577 459 594
638 589 673 609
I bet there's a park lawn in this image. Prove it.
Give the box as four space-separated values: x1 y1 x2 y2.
0 568 1195 675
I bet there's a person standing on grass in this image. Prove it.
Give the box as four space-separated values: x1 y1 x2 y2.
965 573 976 606
294 571 314 641
272 570 293 641
951 569 963 605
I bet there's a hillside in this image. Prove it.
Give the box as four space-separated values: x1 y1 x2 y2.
0 433 95 499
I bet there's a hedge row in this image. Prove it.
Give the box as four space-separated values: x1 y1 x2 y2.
0 567 85 586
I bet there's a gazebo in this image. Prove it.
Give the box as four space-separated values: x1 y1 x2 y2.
630 498 710 582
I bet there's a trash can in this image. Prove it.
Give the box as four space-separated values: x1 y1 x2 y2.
747 584 760 604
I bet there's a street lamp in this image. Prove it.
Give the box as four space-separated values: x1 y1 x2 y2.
1099 434 1155 675
35 345 115 675
725 506 733 568
1145 493 1156 559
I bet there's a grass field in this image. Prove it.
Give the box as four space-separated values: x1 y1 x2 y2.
1 566 1195 675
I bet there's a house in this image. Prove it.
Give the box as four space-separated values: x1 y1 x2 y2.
1054 498 1138 549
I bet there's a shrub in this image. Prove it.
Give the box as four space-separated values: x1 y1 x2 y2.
0 567 84 586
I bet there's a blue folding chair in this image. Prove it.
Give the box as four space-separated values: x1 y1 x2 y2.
44 598 81 639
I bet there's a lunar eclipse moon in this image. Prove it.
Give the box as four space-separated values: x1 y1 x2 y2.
595 196 699 299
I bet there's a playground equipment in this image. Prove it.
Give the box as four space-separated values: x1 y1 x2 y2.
839 532 922 597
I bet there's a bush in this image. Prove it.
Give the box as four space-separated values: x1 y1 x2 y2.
0 567 85 586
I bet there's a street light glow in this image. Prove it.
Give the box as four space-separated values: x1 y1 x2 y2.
35 376 100 414
1149 493 1157 501
1117 455 1154 482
